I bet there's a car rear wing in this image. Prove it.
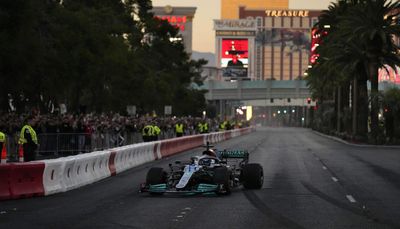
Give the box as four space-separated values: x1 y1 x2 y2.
217 150 249 160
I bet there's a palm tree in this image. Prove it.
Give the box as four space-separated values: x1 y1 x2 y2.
308 0 359 133
308 0 400 142
338 0 400 142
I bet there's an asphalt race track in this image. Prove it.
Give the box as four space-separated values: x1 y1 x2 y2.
1 127 400 229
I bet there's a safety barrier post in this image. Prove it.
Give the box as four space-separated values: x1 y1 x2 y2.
0 164 12 200
18 145 24 163
1 143 6 164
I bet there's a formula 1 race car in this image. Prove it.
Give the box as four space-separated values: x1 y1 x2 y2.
140 143 263 195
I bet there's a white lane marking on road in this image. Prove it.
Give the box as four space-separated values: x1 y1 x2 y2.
177 215 184 218
181 212 186 215
331 177 339 182
346 195 357 203
183 207 191 211
322 166 327 170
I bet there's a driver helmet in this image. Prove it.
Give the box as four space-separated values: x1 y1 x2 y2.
202 149 217 157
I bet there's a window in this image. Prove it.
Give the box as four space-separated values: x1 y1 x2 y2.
257 17 263 28
312 18 319 27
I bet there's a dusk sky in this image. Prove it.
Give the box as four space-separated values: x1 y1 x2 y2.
152 0 335 53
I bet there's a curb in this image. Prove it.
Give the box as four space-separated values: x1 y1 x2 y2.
312 130 400 149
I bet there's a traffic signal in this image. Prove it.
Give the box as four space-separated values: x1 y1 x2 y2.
270 98 274 103
287 98 291 103
307 98 311 104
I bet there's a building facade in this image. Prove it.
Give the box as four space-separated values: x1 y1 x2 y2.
239 7 320 80
215 6 320 81
151 6 196 54
221 0 289 19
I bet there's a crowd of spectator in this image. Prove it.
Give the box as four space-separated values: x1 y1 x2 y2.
0 112 224 136
0 112 249 160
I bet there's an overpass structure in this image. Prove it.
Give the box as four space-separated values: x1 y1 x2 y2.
201 80 313 106
199 79 400 121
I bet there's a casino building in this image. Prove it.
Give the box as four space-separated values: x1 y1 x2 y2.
221 0 288 19
240 7 320 81
151 6 196 54
215 1 321 81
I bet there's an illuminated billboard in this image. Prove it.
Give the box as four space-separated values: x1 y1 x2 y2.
379 65 400 84
221 39 248 78
155 16 187 31
310 28 328 64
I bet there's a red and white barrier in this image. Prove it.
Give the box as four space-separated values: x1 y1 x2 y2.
0 162 45 200
0 127 255 200
42 158 66 195
42 150 112 195
0 164 11 200
111 142 159 175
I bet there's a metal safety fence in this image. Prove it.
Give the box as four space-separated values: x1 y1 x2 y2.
3 130 179 162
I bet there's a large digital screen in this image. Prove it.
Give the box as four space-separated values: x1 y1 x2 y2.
221 39 248 77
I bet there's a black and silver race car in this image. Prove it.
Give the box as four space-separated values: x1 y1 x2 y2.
140 143 263 195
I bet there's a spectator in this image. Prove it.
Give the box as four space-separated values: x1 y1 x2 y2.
18 116 39 162
175 119 185 137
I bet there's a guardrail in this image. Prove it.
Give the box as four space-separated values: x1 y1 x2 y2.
0 127 255 200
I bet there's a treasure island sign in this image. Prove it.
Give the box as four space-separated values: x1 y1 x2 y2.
265 10 309 17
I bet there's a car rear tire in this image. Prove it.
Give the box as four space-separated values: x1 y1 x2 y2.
213 167 231 195
241 163 263 189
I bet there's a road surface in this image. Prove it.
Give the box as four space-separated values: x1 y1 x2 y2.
1 127 400 229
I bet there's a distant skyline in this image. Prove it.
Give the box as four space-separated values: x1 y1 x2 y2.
151 0 335 53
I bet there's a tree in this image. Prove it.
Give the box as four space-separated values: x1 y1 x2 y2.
307 0 400 142
338 0 400 142
0 0 208 116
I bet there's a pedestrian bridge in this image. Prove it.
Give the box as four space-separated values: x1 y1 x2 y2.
199 80 400 107
200 80 313 106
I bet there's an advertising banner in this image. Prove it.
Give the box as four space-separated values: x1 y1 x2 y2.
265 28 311 54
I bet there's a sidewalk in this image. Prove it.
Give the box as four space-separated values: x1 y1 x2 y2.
312 130 400 149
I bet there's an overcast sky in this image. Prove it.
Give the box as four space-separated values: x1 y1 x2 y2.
151 0 334 53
